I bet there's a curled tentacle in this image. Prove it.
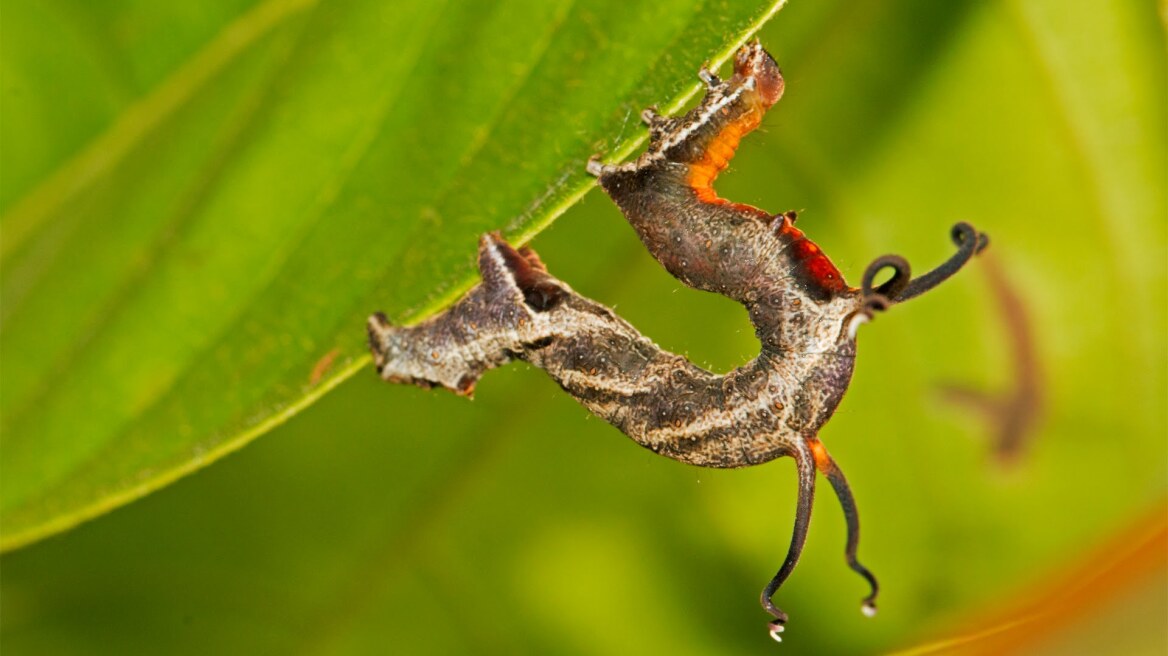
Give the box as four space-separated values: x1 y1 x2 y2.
810 438 879 617
861 222 988 308
861 294 892 315
761 441 817 642
897 222 988 302
861 255 911 300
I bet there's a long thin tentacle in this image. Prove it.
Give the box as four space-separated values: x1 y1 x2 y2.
895 222 988 302
808 438 879 617
761 440 817 641
860 222 988 308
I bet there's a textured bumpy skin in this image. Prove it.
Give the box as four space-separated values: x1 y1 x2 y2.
368 41 986 639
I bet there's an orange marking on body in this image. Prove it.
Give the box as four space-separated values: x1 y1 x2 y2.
808 438 832 471
685 101 765 204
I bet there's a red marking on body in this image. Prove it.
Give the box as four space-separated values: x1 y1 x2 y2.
777 218 847 293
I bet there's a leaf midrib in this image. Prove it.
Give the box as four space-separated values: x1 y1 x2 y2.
0 0 791 552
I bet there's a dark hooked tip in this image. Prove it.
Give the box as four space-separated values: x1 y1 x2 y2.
861 222 988 307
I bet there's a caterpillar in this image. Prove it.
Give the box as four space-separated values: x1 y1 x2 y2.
368 41 986 640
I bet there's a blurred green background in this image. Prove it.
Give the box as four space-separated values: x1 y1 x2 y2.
2 0 1165 654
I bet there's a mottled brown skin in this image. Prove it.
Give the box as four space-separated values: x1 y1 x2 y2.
368 41 985 640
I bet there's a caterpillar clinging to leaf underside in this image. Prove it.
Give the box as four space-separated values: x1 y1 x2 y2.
368 41 986 641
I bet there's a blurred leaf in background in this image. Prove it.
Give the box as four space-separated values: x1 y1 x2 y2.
2 0 1165 654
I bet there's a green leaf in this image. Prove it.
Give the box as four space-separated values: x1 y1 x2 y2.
3 0 1166 654
0 0 788 551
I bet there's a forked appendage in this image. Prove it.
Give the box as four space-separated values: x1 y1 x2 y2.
861 222 989 310
760 439 879 642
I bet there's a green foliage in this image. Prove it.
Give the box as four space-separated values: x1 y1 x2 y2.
2 0 1165 654
0 0 783 550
